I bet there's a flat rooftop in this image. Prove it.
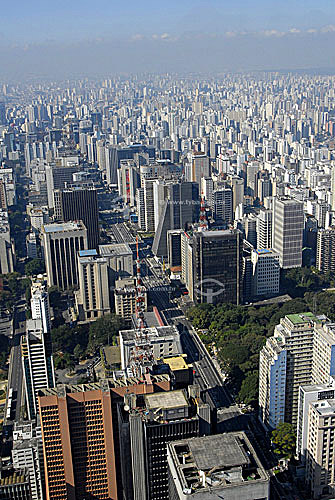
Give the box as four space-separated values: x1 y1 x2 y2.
43 221 85 233
189 434 250 470
120 325 179 342
163 355 189 372
144 389 188 410
78 249 98 257
99 243 132 256
286 312 316 325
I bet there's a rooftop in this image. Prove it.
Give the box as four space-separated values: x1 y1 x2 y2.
163 355 189 372
43 221 86 233
78 249 98 257
99 243 132 256
189 434 250 470
286 312 316 325
144 389 189 410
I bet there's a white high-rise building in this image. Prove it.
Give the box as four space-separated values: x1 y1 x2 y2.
30 275 51 333
256 209 272 249
42 221 88 290
12 422 44 500
251 249 280 297
21 319 55 420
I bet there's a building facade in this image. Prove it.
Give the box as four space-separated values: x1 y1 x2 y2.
42 221 88 290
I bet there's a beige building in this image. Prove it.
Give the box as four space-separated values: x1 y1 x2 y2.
114 277 147 325
98 243 133 284
75 249 111 322
305 399 335 499
42 221 88 290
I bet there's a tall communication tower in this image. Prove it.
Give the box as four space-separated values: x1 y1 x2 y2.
129 237 154 376
198 193 208 231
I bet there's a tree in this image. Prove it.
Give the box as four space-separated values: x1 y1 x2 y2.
25 259 45 277
88 314 125 353
237 371 259 405
48 287 62 309
271 422 296 460
74 344 84 361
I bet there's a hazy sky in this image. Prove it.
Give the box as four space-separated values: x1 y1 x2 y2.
1 0 335 78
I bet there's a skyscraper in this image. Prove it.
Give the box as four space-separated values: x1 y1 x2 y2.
316 226 335 273
38 376 170 500
152 180 199 257
0 102 6 125
75 249 111 321
272 196 304 268
259 313 335 429
30 275 51 333
54 186 99 249
191 229 243 305
256 208 272 249
42 221 88 290
187 152 210 184
213 186 233 224
21 319 55 420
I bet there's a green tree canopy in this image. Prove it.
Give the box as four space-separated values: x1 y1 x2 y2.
237 371 259 405
88 314 125 354
25 259 45 277
271 422 296 460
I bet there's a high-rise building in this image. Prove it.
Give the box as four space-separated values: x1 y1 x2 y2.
117 160 141 207
200 177 213 208
54 186 99 249
45 163 79 209
0 102 6 125
167 432 270 500
75 249 111 321
12 422 44 500
119 325 182 371
42 221 88 290
114 277 147 325
316 226 335 273
230 175 245 213
98 243 133 284
143 178 156 232
30 275 51 333
296 378 335 463
106 144 155 186
121 387 209 500
0 469 32 500
0 210 14 274
186 152 210 184
38 376 170 500
213 186 233 224
256 208 272 249
136 187 146 230
167 229 183 275
272 197 304 268
259 314 335 429
305 399 335 499
190 229 243 305
152 180 199 257
21 319 55 420
251 248 280 297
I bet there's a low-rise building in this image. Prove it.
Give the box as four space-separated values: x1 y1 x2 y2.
167 432 270 500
